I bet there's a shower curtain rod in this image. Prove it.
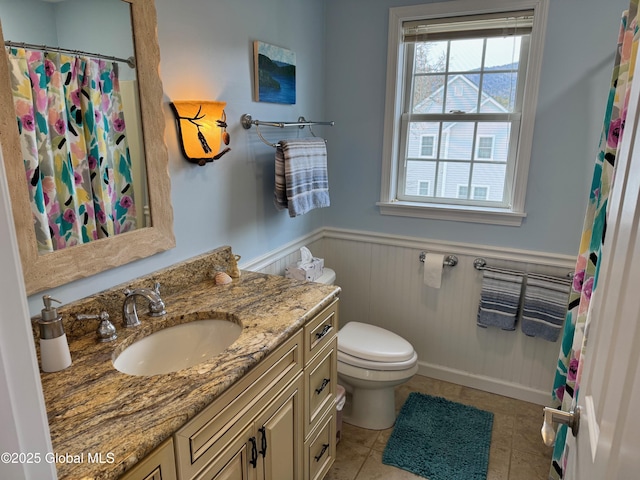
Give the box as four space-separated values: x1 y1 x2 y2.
4 41 136 69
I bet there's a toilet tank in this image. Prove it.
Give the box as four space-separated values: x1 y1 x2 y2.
315 268 336 285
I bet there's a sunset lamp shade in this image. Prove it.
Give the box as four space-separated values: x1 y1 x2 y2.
170 101 231 166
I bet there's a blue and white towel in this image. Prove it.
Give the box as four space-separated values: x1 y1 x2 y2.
274 138 330 217
477 269 524 330
521 273 571 342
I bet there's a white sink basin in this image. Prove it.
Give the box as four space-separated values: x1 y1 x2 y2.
113 319 242 376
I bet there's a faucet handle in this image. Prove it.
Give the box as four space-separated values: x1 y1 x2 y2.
149 282 166 317
76 311 117 342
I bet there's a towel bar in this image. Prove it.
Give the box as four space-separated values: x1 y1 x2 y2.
241 113 334 148
419 252 458 267
473 257 574 280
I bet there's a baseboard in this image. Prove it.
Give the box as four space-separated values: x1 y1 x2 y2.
417 361 553 406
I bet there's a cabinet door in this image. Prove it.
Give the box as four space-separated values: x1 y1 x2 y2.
195 425 255 480
256 375 304 480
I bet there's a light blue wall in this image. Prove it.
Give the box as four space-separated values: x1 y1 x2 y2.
16 0 629 314
23 0 328 314
323 0 628 255
0 0 56 45
0 0 136 80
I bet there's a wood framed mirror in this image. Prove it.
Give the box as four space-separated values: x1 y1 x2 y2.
0 0 175 296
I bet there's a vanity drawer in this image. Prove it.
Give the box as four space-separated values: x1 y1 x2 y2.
304 409 336 480
305 338 337 436
304 300 338 363
175 330 303 479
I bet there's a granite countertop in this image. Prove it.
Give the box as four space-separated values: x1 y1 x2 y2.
35 247 340 480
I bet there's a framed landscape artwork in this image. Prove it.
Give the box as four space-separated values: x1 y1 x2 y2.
253 41 296 104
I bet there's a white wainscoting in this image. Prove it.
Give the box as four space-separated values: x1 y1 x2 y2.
243 227 576 405
240 229 324 276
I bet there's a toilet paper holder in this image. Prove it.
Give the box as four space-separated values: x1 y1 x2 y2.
419 252 458 267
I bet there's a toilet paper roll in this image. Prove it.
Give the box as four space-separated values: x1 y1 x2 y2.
423 253 445 289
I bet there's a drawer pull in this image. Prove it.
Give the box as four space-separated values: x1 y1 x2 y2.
315 378 331 395
249 436 258 468
259 427 268 457
314 443 330 462
315 324 332 340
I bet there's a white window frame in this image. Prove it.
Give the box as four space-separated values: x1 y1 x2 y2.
378 0 549 226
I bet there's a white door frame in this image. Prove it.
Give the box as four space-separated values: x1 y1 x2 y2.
0 147 55 479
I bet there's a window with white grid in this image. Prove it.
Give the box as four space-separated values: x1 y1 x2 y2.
380 0 548 225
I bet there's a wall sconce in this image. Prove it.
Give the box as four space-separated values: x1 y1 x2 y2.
170 100 231 166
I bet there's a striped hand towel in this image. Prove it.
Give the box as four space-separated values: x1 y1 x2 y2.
477 270 524 330
274 139 330 217
521 274 571 342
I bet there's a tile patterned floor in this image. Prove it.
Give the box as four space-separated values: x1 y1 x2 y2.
326 375 553 480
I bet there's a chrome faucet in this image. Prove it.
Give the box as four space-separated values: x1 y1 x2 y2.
122 282 166 328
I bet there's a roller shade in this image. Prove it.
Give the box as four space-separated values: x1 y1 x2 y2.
403 11 534 42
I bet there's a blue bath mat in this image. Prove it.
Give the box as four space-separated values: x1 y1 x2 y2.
382 392 493 480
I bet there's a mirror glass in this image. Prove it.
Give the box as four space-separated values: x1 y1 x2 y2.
0 0 149 255
0 0 175 295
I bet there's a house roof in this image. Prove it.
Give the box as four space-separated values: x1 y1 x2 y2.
413 64 516 114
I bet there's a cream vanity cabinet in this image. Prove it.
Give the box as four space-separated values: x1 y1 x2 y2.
171 299 339 480
119 437 177 480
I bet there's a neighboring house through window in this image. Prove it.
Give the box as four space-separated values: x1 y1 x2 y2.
379 0 549 225
418 180 430 196
420 135 436 157
476 136 495 160
458 185 489 200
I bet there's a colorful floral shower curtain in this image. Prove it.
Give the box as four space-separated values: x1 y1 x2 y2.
6 47 137 254
549 2 638 478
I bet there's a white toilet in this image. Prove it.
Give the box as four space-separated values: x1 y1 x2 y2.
316 268 419 430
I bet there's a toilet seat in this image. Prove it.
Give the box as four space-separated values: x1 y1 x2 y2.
338 349 418 371
338 322 417 369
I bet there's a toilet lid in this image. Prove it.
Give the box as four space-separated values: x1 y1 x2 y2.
338 322 415 363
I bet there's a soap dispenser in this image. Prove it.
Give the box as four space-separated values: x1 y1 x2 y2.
38 295 72 372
